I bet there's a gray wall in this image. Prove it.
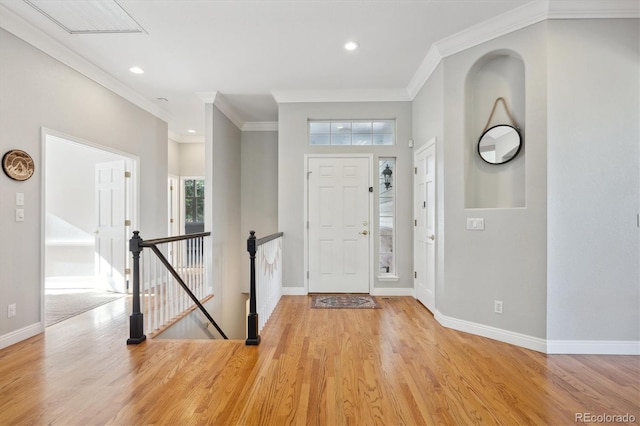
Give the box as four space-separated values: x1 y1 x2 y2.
0 28 168 346
278 102 413 292
413 22 549 340
240 130 278 293
411 18 640 346
546 19 639 342
207 105 244 339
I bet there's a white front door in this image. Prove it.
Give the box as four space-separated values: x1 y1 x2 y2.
308 156 371 293
414 141 436 311
95 160 127 293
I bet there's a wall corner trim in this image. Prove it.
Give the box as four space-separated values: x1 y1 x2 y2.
0 323 44 351
434 310 548 353
281 286 307 296
370 287 415 297
547 340 640 355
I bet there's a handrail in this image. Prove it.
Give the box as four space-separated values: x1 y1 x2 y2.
140 232 211 246
256 232 283 246
127 230 227 344
246 230 283 345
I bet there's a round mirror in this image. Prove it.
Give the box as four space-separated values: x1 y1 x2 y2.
478 124 522 165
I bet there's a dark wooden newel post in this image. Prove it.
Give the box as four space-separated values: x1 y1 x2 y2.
246 231 261 345
127 231 146 345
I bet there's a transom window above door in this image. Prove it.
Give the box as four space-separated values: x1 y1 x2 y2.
309 120 395 146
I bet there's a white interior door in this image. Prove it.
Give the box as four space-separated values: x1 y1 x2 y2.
95 160 127 293
168 175 179 236
308 156 371 293
415 142 436 311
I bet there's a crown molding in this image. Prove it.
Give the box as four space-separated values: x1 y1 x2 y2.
242 122 278 132
406 45 443 100
168 130 204 143
197 91 245 130
271 88 411 104
434 0 549 59
547 0 640 19
0 4 172 124
406 0 640 100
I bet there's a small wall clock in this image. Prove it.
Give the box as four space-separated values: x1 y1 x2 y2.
2 149 35 181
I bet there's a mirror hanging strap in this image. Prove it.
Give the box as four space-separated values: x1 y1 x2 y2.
482 97 518 133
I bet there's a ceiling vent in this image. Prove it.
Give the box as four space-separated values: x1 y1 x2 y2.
23 0 146 34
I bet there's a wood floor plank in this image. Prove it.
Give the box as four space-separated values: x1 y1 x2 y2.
0 295 638 425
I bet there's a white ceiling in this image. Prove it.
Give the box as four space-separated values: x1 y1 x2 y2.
0 0 539 139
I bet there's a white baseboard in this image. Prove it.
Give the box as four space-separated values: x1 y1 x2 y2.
434 310 547 353
370 287 415 297
547 340 640 355
0 322 44 350
282 287 307 296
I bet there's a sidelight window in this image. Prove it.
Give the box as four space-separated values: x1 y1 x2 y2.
379 158 396 275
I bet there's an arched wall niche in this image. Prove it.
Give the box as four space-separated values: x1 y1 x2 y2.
464 49 526 209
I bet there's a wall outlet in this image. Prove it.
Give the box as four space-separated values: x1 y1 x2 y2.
494 300 503 314
7 303 16 318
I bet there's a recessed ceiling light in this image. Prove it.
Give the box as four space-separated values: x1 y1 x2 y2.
344 41 359 51
129 66 144 74
187 129 196 134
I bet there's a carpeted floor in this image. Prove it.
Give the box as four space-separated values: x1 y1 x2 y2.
45 289 126 326
311 295 381 309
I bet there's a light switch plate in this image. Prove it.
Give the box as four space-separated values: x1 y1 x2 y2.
16 193 24 206
16 209 24 222
466 218 484 230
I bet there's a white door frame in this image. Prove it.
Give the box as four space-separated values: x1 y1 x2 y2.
41 128 140 324
414 138 436 311
304 154 374 294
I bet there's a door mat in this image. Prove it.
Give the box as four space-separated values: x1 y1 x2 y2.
311 295 381 309
46 289 126 326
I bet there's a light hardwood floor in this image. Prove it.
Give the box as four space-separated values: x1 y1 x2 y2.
0 296 638 425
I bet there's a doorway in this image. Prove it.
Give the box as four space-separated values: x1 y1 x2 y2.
414 139 436 312
42 130 137 326
306 155 373 293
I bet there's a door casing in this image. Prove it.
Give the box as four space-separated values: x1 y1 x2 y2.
41 128 139 326
304 154 374 294
414 138 436 311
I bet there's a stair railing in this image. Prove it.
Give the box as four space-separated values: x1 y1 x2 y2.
246 230 283 345
127 230 227 344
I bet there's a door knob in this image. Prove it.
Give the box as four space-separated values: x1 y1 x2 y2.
359 230 369 235
428 234 435 240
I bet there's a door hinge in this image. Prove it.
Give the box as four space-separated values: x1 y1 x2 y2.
414 219 417 226
369 186 373 193
125 268 131 275
170 218 174 223
124 219 131 226
125 171 131 178
414 167 417 174
307 271 310 279
170 185 173 191
307 221 309 230
414 271 417 279
423 201 426 208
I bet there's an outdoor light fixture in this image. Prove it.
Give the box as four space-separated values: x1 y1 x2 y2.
382 164 393 189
